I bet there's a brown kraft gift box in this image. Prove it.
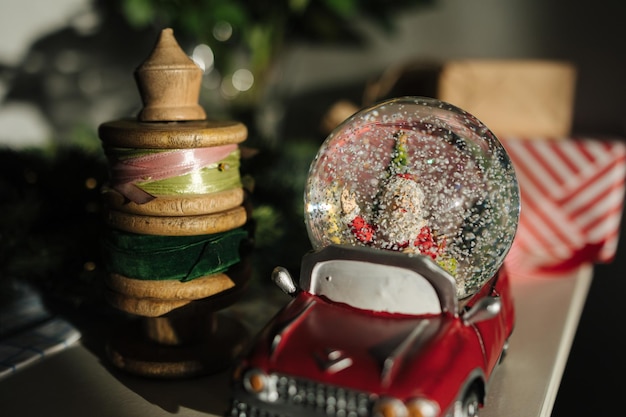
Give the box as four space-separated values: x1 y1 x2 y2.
437 59 576 138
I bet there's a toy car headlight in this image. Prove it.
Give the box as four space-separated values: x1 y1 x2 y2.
242 368 278 402
373 398 408 417
373 397 440 417
406 398 440 417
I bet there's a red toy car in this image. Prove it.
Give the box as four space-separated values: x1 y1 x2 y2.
227 243 514 417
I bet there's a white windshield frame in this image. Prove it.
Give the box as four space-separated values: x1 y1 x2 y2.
309 259 442 315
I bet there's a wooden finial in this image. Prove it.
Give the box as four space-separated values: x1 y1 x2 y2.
135 28 207 122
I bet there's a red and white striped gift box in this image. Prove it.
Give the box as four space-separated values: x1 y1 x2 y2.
501 137 626 278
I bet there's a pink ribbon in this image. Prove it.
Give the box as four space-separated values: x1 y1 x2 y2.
109 144 237 204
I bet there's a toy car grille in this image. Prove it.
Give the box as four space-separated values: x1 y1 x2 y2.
229 399 273 417
276 374 373 415
230 374 375 417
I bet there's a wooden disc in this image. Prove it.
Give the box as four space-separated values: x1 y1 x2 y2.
104 257 251 317
104 275 239 317
106 313 249 378
98 118 247 149
102 187 245 216
104 282 248 317
105 272 236 302
105 205 247 236
105 290 191 317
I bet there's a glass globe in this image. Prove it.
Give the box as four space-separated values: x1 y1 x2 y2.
304 97 520 298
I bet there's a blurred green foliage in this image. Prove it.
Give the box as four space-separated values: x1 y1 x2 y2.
118 0 434 106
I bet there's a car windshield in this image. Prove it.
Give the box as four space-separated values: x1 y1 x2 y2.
308 259 442 315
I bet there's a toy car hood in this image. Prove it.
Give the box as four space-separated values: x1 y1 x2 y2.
253 294 458 395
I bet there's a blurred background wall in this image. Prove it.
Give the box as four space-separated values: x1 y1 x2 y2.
1 0 625 149
0 0 624 415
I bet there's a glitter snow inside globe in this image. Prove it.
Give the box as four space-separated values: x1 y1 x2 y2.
304 96 520 298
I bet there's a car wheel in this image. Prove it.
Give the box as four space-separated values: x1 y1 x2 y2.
458 388 480 417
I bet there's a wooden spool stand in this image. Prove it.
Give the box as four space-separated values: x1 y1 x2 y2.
99 28 252 378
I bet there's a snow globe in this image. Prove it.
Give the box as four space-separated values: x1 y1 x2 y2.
304 96 520 298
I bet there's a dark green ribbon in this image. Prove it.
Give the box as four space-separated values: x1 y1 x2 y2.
102 227 248 281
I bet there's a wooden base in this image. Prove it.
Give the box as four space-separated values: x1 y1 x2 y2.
106 313 248 379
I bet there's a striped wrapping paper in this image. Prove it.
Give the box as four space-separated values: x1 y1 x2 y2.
501 137 626 278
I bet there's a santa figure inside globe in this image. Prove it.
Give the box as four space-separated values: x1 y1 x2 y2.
338 131 456 275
